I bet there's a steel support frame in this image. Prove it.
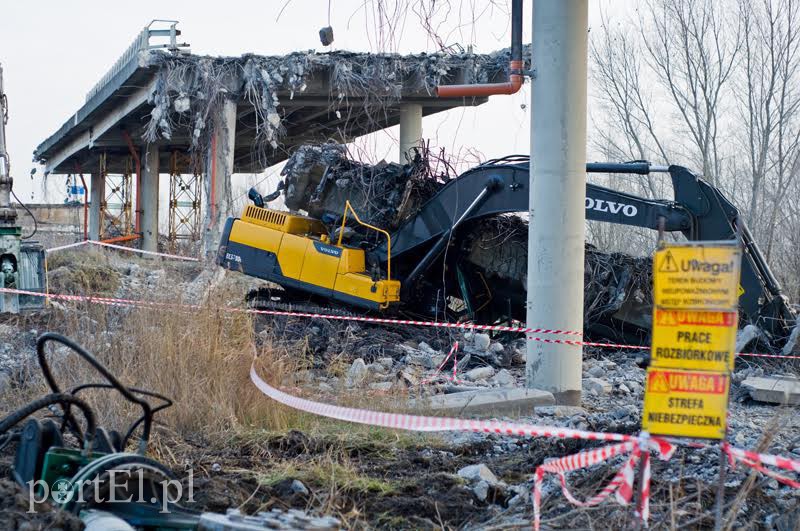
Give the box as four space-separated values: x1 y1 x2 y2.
168 150 202 251
98 152 134 240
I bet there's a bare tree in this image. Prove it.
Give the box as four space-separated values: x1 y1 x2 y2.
640 0 741 185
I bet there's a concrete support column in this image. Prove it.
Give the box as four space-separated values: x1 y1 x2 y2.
141 144 160 252
525 0 588 405
88 173 103 240
203 98 236 257
399 103 423 163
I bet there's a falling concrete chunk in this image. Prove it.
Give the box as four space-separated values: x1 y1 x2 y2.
741 376 800 405
413 387 554 414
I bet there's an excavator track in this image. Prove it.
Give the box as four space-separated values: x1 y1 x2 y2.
246 287 364 319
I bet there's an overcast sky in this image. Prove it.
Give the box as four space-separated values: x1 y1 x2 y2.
0 0 627 204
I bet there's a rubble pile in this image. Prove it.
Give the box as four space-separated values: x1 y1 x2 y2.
281 144 446 230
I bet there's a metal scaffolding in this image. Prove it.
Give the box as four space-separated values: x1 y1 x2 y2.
168 150 202 250
99 152 134 240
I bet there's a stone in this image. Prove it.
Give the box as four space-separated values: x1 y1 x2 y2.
376 357 394 370
472 333 492 351
741 376 800 405
418 341 437 355
369 381 393 392
405 353 434 369
345 358 368 388
492 369 515 386
489 342 505 353
536 405 586 417
619 383 631 394
583 377 611 395
291 479 309 496
367 363 387 374
473 480 490 502
457 463 499 485
465 366 496 381
413 387 555 414
587 365 606 378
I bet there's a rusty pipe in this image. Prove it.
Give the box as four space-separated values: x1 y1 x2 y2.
437 0 524 98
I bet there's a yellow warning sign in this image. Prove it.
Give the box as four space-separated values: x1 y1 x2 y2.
651 309 738 372
653 244 741 311
642 368 729 439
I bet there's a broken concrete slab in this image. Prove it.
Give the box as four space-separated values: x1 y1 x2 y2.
412 387 555 415
741 376 800 405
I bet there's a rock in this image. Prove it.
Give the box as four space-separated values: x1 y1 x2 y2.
489 342 505 353
583 377 611 395
345 358 368 388
318 382 334 393
377 357 394 370
369 381 393 392
458 463 500 485
536 405 586 417
211 463 221 473
587 365 606 378
418 341 437 355
473 480 490 502
466 366 496 381
405 353 434 369
736 324 762 352
367 363 387 374
491 369 515 386
472 333 492 352
619 383 631 394
290 479 309 496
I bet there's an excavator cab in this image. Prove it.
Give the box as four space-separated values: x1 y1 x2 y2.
217 200 400 311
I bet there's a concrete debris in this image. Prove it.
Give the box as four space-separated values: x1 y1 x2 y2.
782 315 800 355
472 333 492 352
457 463 501 486
741 376 800 405
290 480 310 496
142 47 518 153
413 387 554 414
465 366 495 382
491 368 515 387
345 358 368 388
583 377 612 395
736 324 763 352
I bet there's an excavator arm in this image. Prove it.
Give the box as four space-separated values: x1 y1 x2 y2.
378 156 796 341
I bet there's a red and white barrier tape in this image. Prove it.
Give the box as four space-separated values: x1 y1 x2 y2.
723 442 800 489
249 362 631 441
3 286 797 359
533 434 674 530
46 239 199 262
419 342 467 385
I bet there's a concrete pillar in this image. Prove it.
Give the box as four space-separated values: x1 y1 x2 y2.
399 103 423 163
525 0 588 405
89 173 103 240
141 144 159 252
203 98 236 257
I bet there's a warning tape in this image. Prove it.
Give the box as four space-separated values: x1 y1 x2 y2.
46 239 200 262
723 442 800 489
2 286 797 359
419 342 467 385
533 434 674 530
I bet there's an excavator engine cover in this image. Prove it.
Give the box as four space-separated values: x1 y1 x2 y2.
217 205 400 310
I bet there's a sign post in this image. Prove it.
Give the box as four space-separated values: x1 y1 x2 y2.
642 241 741 528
